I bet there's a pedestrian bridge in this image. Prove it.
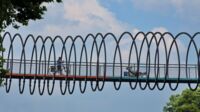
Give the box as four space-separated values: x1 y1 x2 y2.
0 32 200 95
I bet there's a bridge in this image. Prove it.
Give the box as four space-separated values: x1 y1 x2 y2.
0 32 200 95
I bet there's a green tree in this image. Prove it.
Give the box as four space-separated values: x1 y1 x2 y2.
163 87 200 112
0 0 62 86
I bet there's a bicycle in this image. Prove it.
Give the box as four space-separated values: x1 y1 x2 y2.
48 64 70 75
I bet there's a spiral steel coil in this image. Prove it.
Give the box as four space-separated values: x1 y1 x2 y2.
1 32 200 95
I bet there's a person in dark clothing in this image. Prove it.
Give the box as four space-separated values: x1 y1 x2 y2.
57 57 63 74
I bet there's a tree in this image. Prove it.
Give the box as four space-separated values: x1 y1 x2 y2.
0 0 62 86
163 86 200 112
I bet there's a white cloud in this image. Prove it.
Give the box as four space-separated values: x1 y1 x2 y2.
152 27 168 33
43 0 127 36
38 0 130 37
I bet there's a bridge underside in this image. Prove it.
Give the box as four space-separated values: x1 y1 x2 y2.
4 73 199 83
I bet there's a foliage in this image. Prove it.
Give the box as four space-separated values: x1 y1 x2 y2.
0 0 62 31
163 86 200 112
0 0 62 86
0 34 5 86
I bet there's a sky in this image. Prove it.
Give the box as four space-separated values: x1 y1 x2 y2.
1 0 200 112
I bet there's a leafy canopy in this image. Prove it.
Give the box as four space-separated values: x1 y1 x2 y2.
0 0 62 31
163 86 200 112
0 0 62 86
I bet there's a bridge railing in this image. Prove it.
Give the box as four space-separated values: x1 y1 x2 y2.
4 59 198 77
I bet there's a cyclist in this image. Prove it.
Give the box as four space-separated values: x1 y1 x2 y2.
57 57 64 74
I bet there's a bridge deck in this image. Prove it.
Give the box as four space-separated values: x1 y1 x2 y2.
3 73 199 83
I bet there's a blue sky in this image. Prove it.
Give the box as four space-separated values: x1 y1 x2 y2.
1 0 200 112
